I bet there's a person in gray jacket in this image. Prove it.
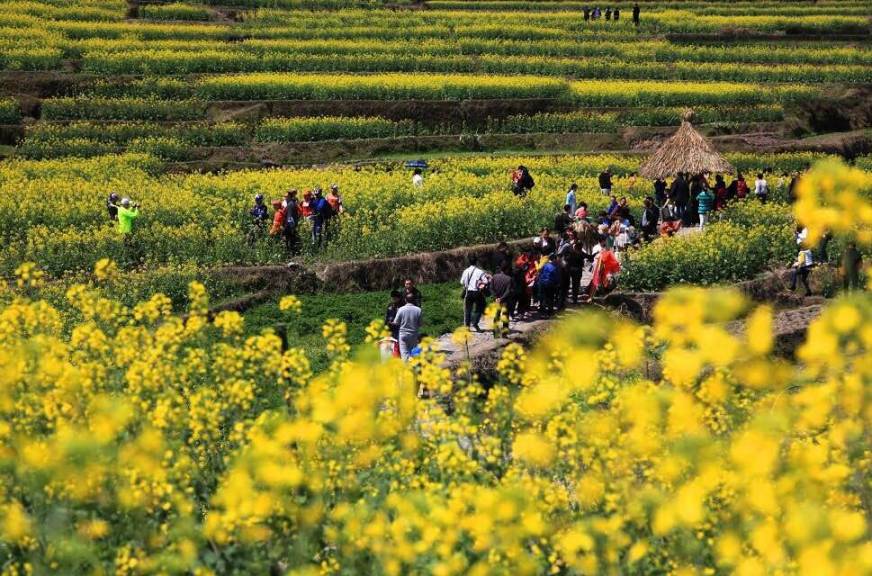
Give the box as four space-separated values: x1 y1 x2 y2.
393 293 422 361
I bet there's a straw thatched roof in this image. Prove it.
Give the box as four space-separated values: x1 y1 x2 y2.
638 111 735 179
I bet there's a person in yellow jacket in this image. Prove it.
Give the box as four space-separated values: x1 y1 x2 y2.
117 197 139 236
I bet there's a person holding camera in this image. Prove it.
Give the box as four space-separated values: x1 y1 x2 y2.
117 197 140 236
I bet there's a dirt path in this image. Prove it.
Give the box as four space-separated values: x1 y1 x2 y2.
438 268 593 373
436 268 827 378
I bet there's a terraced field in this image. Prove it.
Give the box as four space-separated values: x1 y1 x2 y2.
0 0 869 165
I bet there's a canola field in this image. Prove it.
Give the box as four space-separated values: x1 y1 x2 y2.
0 0 870 573
0 159 870 575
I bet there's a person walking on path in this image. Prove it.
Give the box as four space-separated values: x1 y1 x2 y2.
460 256 489 332
490 263 514 338
537 253 561 317
653 177 667 206
670 172 689 222
512 252 534 320
598 168 613 196
640 196 659 241
585 236 620 299
384 289 403 358
841 242 863 291
789 247 814 296
554 204 573 237
754 172 769 204
565 183 578 216
564 241 588 304
713 175 727 211
697 184 715 228
393 293 422 361
688 175 703 227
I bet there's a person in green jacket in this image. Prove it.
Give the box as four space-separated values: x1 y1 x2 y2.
696 184 715 228
117 197 139 235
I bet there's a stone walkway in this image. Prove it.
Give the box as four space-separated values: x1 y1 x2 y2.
437 268 593 372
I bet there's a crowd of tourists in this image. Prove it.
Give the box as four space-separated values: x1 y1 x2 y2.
582 3 642 24
102 162 862 364
256 185 345 253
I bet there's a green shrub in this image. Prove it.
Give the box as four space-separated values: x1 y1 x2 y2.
41 98 206 121
255 116 415 142
0 98 20 123
622 221 795 291
140 3 211 21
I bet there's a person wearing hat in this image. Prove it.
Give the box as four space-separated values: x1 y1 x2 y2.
117 197 139 236
107 192 120 221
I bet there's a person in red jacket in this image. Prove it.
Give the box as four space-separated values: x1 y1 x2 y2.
270 199 285 237
713 174 728 211
584 236 621 300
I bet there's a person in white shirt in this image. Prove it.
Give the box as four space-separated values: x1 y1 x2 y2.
790 248 813 296
754 172 768 204
795 225 808 246
412 168 424 188
393 293 422 361
460 255 489 331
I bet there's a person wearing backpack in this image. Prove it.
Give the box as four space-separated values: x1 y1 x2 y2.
282 189 300 255
490 263 514 338
311 187 331 249
754 172 769 204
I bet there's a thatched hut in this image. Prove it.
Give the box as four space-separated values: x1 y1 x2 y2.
639 111 734 179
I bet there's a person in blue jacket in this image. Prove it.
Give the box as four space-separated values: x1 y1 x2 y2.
248 193 270 244
312 187 332 248
538 253 561 317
